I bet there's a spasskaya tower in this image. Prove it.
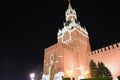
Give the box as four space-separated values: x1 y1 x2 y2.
42 1 91 80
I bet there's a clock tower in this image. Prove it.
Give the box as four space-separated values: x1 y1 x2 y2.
43 1 91 80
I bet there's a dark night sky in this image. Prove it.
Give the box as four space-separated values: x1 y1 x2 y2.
0 0 120 80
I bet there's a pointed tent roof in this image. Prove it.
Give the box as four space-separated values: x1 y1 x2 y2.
68 0 72 9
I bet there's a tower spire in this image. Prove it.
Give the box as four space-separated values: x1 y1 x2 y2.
65 0 77 21
68 0 72 9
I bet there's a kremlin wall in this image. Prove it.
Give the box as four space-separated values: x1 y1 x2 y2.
89 43 120 79
42 1 120 80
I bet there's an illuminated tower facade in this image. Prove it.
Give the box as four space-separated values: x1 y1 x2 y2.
42 1 120 80
43 1 91 80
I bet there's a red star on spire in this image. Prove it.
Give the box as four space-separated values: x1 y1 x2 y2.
68 0 70 3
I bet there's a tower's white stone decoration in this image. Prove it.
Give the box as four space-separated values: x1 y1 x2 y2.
57 1 88 43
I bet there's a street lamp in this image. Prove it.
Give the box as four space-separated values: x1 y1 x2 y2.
30 73 35 80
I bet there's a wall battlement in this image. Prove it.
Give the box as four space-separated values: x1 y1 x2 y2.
45 43 59 53
90 42 120 55
61 42 74 51
45 42 74 53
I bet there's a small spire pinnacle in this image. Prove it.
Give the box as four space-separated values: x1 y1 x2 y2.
68 0 72 9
